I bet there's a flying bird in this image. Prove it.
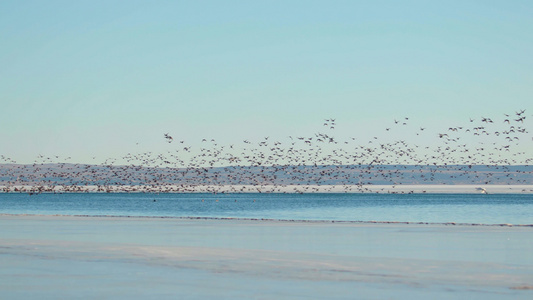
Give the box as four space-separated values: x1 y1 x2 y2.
164 133 173 143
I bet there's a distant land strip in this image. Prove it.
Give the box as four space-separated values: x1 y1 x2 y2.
1 164 531 184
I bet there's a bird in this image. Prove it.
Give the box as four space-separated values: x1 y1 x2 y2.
164 133 173 143
1 109 530 194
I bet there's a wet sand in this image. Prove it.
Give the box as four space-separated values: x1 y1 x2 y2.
1 215 532 299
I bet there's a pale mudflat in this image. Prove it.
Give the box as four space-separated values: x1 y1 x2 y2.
1 215 532 299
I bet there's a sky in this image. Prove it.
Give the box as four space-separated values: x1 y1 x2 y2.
1 0 532 164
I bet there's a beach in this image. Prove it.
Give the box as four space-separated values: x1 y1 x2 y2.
1 214 532 299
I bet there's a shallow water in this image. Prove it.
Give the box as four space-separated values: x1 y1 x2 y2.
1 215 532 300
1 193 532 224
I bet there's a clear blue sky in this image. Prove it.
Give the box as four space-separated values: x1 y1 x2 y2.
1 1 532 163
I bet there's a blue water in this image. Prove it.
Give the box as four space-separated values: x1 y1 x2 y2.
1 193 532 225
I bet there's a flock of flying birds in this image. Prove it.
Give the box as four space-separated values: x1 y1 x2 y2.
0 110 531 194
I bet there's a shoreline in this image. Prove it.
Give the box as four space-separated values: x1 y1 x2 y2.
2 213 532 227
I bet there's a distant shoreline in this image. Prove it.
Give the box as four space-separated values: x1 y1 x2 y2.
1 184 533 194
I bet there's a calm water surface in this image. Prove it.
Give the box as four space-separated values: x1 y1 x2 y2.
0 193 532 225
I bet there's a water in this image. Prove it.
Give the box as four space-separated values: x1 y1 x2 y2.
2 193 533 299
1 193 531 225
